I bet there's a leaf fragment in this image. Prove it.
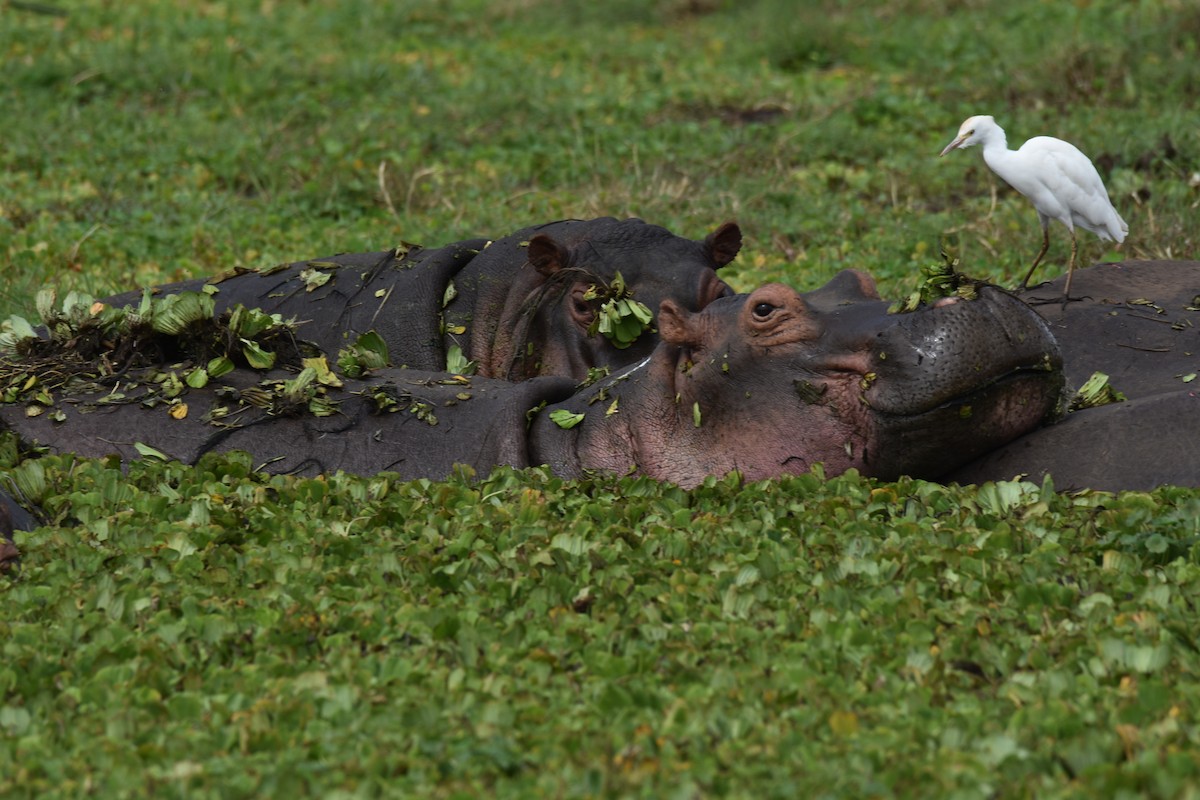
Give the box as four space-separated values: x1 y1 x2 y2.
549 409 585 429
1070 371 1126 411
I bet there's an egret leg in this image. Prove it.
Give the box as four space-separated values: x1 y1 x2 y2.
1062 232 1078 300
1020 227 1051 289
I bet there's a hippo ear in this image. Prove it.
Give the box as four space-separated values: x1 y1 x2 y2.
705 222 743 269
526 234 569 277
658 299 706 348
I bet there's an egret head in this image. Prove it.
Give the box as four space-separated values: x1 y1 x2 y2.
939 115 996 156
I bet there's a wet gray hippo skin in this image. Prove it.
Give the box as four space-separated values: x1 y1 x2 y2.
948 261 1200 491
100 218 741 382
1 272 1063 500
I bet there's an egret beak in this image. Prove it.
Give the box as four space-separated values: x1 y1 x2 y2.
939 135 967 157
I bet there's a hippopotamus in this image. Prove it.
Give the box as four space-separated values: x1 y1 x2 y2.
99 218 741 382
948 260 1200 491
0 273 1063 497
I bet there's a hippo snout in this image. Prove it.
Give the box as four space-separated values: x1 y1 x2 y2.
866 286 1064 417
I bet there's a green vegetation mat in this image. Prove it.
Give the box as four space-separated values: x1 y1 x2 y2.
3 1 1199 796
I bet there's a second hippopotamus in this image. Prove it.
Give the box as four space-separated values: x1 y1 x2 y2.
100 217 741 382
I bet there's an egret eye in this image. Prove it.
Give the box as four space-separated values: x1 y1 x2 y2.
752 301 776 319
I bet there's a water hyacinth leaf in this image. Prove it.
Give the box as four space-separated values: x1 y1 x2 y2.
299 267 332 292
206 356 235 379
693 402 702 427
549 409 585 429
280 368 318 407
550 533 590 556
151 292 216 335
35 287 56 322
8 458 46 501
158 372 185 398
0 315 38 351
61 290 94 320
185 368 209 389
301 357 343 388
443 280 457 308
137 287 153 316
134 442 170 461
891 245 980 313
308 396 339 417
227 305 283 339
446 344 476 375
241 339 276 370
1070 371 1125 411
337 330 391 378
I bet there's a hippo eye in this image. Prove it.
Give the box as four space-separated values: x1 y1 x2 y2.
752 301 777 319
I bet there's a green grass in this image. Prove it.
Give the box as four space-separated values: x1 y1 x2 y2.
3 0 1200 796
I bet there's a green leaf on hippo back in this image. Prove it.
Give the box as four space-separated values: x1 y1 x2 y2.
241 339 277 370
354 331 390 368
151 292 216 335
281 368 317 404
298 267 332 292
185 368 209 389
227 305 284 339
606 397 619 416
1182 373 1197 383
442 280 457 308
693 401 702 427
134 442 170 461
157 371 185 398
0 315 38 351
301 356 344 388
308 396 340 417
445 344 476 375
550 409 585 429
35 287 56 323
206 356 235 379
1070 371 1125 411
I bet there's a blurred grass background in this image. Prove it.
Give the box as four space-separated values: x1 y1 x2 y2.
3 0 1196 316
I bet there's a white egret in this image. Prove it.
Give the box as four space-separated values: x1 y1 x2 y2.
939 115 1128 297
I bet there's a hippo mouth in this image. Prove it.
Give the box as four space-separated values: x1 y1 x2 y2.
853 287 1065 478
865 363 1065 480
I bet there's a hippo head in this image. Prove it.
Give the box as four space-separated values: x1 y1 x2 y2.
497 219 741 380
570 271 1064 486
